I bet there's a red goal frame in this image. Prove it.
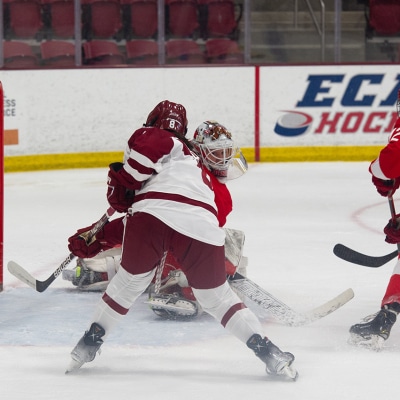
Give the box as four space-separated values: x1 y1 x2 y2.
0 81 4 292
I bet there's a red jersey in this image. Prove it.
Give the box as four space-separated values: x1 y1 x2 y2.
370 117 400 180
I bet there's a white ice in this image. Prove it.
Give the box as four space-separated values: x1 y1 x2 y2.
3 162 400 399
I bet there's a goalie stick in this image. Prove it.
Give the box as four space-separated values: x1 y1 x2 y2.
228 273 354 326
7 207 115 292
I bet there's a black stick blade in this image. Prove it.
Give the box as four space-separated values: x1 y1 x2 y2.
333 244 398 268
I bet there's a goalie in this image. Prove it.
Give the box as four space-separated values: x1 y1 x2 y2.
63 225 248 320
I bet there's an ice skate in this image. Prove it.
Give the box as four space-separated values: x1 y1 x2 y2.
349 303 399 350
246 334 298 381
146 292 198 319
66 322 105 373
62 259 108 291
146 269 199 320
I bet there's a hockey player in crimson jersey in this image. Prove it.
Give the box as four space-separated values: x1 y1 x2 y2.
64 121 249 318
66 100 298 379
64 235 247 319
64 223 248 319
349 94 400 349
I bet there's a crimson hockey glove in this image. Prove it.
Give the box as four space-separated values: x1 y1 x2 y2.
68 223 111 258
372 176 400 197
384 216 400 244
107 162 135 213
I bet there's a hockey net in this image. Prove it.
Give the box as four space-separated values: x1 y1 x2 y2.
0 81 3 292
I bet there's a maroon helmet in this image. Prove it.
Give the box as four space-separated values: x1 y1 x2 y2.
145 100 188 136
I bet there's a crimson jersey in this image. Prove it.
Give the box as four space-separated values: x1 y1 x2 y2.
370 117 400 179
116 126 232 246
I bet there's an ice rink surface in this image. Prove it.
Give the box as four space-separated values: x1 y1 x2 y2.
2 162 400 399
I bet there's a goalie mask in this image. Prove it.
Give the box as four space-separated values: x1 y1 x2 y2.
192 121 245 180
145 100 188 137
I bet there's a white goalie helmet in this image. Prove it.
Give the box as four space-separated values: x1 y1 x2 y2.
192 120 248 180
192 120 238 179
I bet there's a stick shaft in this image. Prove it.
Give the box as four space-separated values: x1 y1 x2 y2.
8 207 115 292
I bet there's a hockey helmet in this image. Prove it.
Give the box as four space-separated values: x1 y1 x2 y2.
192 120 237 178
145 100 188 136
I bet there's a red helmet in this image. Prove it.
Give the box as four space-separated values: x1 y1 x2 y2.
145 100 188 136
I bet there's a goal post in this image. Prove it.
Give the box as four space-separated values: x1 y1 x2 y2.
0 81 3 292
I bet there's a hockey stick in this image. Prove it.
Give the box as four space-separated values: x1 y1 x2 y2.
333 195 400 268
7 207 115 292
388 194 400 255
228 273 354 326
333 244 397 268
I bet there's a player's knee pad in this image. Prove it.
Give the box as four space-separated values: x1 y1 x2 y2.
192 281 242 321
106 267 155 309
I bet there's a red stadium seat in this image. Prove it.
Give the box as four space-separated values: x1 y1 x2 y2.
3 0 43 40
166 39 205 64
40 40 76 67
41 0 75 39
166 0 199 38
82 40 126 65
205 38 243 64
198 0 242 40
121 0 157 39
126 40 158 65
367 0 400 36
3 40 38 68
81 0 123 40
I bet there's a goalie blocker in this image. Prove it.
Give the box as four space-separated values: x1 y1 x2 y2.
63 228 248 320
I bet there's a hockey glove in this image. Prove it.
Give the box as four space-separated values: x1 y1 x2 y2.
107 162 135 213
68 223 112 258
372 176 400 197
384 215 400 244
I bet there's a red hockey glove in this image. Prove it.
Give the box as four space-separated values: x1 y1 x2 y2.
68 223 110 258
106 162 135 213
372 176 400 197
384 215 400 244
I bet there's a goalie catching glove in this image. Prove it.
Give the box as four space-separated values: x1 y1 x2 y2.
107 162 135 213
68 223 114 258
68 217 125 259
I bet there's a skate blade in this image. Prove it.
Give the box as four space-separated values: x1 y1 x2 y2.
267 363 298 381
65 358 84 374
279 365 299 381
348 333 385 351
146 297 197 318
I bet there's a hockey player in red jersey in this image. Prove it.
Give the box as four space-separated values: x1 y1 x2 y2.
65 100 298 379
349 92 400 349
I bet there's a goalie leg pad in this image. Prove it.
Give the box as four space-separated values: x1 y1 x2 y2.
224 228 245 269
62 259 109 291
